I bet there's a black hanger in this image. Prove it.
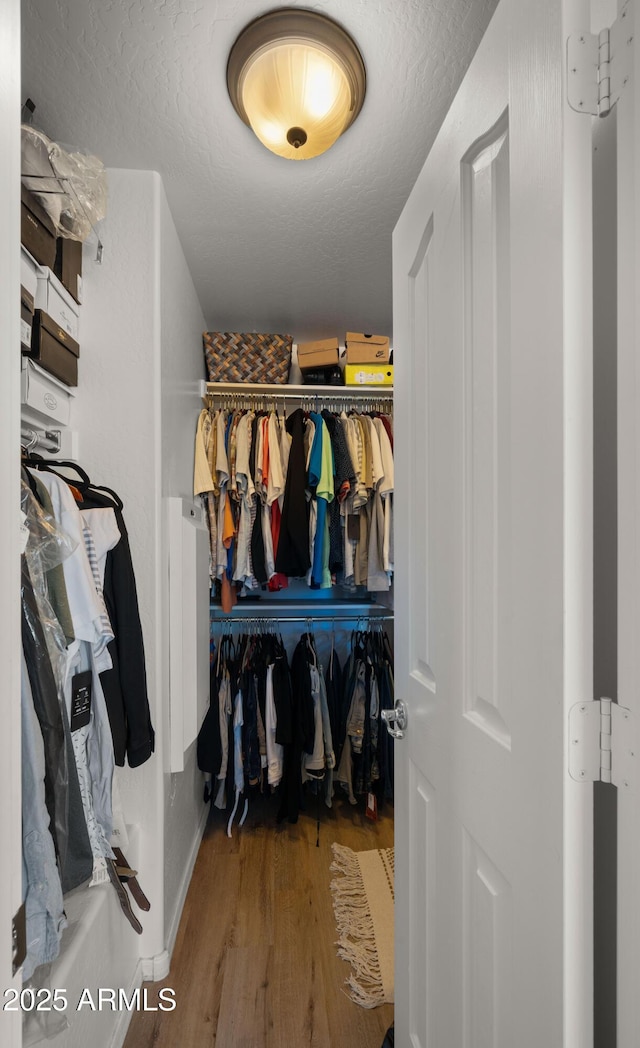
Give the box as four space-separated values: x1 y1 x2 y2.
23 456 92 492
85 483 124 512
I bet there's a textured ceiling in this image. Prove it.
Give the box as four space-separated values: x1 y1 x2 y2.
21 0 498 342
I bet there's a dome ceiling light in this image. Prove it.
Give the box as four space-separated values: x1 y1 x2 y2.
227 8 366 161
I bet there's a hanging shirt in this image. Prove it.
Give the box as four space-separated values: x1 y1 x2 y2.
309 413 334 589
279 413 292 481
234 413 259 587
21 651 67 980
193 409 215 496
366 420 390 592
275 409 310 577
216 410 230 489
210 410 222 494
374 416 395 575
266 412 285 506
215 671 233 809
262 500 276 579
265 663 284 787
343 412 367 510
35 473 116 883
268 501 289 591
365 415 384 490
233 687 244 794
35 471 113 650
302 665 325 774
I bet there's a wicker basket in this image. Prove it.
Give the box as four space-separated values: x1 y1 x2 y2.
203 331 292 384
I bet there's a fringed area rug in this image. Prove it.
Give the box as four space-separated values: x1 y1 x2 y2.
330 842 395 1008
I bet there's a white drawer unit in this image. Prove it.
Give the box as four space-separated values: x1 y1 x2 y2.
21 358 76 426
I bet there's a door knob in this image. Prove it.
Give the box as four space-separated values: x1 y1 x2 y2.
381 700 408 739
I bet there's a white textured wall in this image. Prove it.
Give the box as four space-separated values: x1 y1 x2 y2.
62 170 207 1045
158 181 209 947
76 169 165 968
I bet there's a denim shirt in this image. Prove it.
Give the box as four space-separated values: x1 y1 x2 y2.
21 652 67 981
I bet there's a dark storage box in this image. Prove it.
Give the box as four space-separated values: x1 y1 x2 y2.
54 237 83 304
21 186 57 269
203 332 291 384
27 309 79 387
301 365 344 386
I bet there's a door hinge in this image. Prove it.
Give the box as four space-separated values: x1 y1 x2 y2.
569 698 636 787
12 902 26 976
567 0 633 116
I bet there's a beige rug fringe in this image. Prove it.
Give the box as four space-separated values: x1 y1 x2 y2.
330 842 394 1009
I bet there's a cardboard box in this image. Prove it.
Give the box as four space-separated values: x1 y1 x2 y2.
298 338 340 371
344 363 393 387
21 358 75 425
21 186 57 269
54 236 83 304
35 267 80 342
345 332 390 364
28 309 79 387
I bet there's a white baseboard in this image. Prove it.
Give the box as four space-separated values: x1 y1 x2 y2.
140 949 170 982
166 804 209 959
115 804 207 1010
109 960 143 1048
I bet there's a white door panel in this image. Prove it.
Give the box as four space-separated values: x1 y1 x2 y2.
616 1 639 1044
0 0 25 1043
393 0 593 1044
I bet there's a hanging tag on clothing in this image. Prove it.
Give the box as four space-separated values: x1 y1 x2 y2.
366 792 378 822
70 670 92 731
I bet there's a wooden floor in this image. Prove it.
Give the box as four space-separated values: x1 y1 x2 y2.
124 791 394 1048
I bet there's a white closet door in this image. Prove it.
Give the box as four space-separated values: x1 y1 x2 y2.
1 0 26 1042
392 0 594 1044
616 1 640 1044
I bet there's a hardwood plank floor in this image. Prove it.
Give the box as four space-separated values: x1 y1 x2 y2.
124 792 394 1048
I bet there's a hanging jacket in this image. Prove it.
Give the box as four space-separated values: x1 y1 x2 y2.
197 662 223 777
21 558 68 867
75 486 155 768
277 634 316 823
275 409 310 577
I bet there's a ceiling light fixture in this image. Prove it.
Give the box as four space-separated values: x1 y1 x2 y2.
227 8 366 161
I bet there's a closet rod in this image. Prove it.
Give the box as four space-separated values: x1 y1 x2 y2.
201 380 393 401
21 426 61 454
213 613 394 625
211 600 383 612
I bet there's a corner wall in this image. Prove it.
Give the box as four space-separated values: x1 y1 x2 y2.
158 182 209 949
60 168 207 1045
76 169 166 971
0 2 26 1044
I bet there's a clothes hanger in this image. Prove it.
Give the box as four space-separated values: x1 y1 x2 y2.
85 483 124 511
20 432 39 457
24 456 92 492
